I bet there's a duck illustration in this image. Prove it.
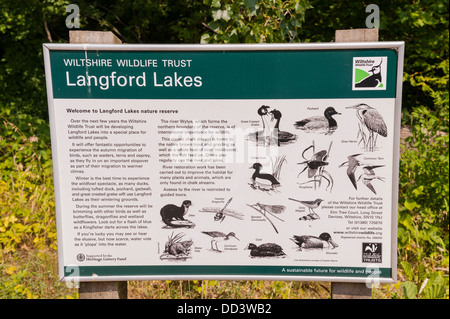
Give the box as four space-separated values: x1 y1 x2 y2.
160 200 195 228
269 109 297 145
250 163 280 189
291 233 338 251
246 243 285 257
294 107 341 134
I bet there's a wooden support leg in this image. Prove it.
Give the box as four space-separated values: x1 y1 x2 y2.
79 281 128 299
331 282 372 299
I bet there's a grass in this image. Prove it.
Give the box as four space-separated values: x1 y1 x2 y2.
1 246 418 299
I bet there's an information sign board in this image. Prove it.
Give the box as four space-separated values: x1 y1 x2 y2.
43 42 404 283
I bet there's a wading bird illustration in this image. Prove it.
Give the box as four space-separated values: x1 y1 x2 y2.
294 107 341 135
297 141 333 191
201 231 239 252
247 203 285 233
357 165 385 194
199 198 244 222
346 103 387 151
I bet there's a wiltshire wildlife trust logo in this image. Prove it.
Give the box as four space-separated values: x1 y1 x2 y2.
362 243 382 263
352 57 387 90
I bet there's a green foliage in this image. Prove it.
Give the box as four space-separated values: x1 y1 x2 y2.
299 0 449 113
0 114 56 254
0 249 77 299
0 0 70 119
398 100 449 267
400 261 447 299
201 0 312 43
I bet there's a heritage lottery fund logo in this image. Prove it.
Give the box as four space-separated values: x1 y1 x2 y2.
352 57 387 90
362 243 382 263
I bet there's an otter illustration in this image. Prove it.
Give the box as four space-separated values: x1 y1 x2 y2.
160 200 194 228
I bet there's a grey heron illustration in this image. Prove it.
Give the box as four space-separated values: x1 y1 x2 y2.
346 103 387 151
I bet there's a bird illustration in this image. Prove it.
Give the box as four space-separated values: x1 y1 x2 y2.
294 107 341 134
249 156 287 193
288 198 323 220
298 149 329 179
346 103 387 151
246 243 285 257
255 105 271 145
297 142 334 191
357 165 385 194
160 200 194 228
201 231 239 252
339 153 363 190
269 109 297 145
355 59 383 88
291 233 338 251
250 163 280 186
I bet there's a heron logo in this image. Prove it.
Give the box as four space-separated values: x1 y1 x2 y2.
352 57 387 90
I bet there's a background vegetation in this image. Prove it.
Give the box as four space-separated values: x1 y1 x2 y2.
0 0 448 299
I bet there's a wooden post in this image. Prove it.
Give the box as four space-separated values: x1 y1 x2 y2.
69 30 127 299
335 28 378 42
331 282 372 299
79 281 128 299
330 28 379 300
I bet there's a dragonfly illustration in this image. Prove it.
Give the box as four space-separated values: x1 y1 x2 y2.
199 198 244 222
247 203 285 234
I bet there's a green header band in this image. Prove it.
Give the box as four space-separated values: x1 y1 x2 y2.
50 49 398 99
65 265 391 279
